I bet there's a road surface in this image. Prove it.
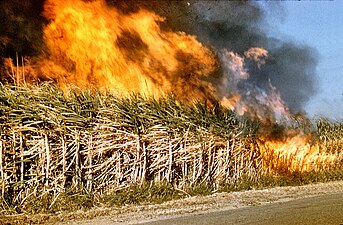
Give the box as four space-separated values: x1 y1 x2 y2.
141 193 343 225
42 181 343 225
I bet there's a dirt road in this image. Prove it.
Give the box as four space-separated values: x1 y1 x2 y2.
56 181 343 225
141 193 343 225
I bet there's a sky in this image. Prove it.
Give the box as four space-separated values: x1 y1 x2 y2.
262 1 343 120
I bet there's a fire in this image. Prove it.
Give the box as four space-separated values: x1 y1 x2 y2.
258 133 337 173
1 0 338 175
220 95 241 111
244 47 268 68
39 0 217 102
36 0 290 123
219 48 290 123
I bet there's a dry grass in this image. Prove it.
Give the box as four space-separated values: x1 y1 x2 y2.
0 83 342 217
0 83 263 214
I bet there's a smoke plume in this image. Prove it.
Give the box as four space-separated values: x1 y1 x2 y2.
0 0 45 58
0 0 318 121
1 0 340 175
115 0 318 114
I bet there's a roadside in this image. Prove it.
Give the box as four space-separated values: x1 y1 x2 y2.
51 180 343 225
140 193 343 225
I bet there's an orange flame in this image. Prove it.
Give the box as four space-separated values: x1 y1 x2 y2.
258 133 338 173
39 0 217 102
38 0 289 123
11 0 339 175
244 47 268 68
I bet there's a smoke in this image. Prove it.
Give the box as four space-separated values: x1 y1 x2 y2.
250 43 318 112
1 0 339 175
0 0 318 120
109 0 318 114
0 0 46 58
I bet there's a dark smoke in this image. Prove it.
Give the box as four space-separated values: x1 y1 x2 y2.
0 0 46 58
249 42 318 113
0 0 318 113
108 0 318 114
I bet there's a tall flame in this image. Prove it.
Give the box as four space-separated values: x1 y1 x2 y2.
39 0 217 102
9 0 337 174
38 0 291 122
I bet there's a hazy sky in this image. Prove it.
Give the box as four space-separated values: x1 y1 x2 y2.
262 1 343 120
